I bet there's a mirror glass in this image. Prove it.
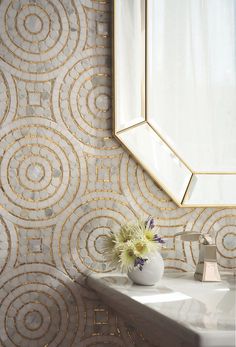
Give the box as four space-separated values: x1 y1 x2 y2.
114 0 236 206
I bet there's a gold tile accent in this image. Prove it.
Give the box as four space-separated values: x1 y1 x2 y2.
0 1 234 346
96 165 111 183
27 237 42 254
94 308 109 325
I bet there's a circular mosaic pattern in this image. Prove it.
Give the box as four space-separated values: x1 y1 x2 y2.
18 5 49 42
95 93 110 113
23 309 44 331
0 218 10 275
23 13 44 35
0 266 85 346
223 232 236 251
0 69 16 124
0 71 9 123
15 302 51 339
0 0 234 344
215 223 236 268
0 218 17 275
53 193 137 279
53 52 121 154
0 0 85 78
0 117 87 227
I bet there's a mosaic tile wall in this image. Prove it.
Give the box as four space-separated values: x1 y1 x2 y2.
0 0 235 346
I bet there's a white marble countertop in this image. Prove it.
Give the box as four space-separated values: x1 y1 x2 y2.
86 272 236 347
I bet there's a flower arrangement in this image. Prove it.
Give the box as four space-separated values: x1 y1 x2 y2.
102 217 165 272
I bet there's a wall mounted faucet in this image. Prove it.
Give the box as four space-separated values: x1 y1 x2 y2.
175 230 221 282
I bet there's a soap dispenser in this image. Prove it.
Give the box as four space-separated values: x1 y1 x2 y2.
175 230 221 282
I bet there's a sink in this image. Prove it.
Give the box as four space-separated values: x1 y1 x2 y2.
86 272 236 347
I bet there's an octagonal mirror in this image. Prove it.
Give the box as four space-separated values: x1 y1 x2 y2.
113 0 236 207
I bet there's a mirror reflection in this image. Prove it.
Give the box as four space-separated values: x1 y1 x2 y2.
148 0 236 172
114 0 236 206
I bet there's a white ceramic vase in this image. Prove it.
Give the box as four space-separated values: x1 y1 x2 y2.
128 252 164 286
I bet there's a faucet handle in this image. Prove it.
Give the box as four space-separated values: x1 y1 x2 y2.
175 231 200 242
175 232 214 244
199 234 213 245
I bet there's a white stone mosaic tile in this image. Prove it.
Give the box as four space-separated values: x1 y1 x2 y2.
0 0 235 346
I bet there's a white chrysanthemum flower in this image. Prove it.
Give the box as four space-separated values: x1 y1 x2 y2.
119 241 136 272
144 228 161 251
100 232 116 253
101 232 120 268
133 238 149 257
116 222 142 243
108 247 121 269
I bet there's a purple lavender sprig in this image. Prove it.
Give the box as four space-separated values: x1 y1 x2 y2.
145 216 155 230
153 234 165 244
145 217 165 244
134 257 148 271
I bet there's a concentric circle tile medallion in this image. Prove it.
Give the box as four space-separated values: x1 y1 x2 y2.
53 193 137 279
0 265 85 346
0 0 86 79
0 117 87 227
53 51 122 154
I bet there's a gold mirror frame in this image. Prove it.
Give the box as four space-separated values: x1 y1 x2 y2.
113 0 236 207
